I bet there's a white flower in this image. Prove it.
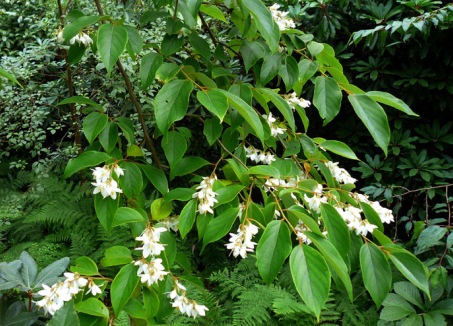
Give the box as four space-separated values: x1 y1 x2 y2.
370 201 394 224
135 227 167 258
113 164 125 177
135 258 169 286
192 175 218 215
160 216 179 232
294 220 312 244
86 280 102 296
225 221 259 258
354 219 378 236
304 184 327 214
56 30 65 44
70 32 93 47
284 92 311 110
91 165 123 200
168 280 209 319
92 166 110 183
263 113 286 138
269 4 296 30
324 161 357 184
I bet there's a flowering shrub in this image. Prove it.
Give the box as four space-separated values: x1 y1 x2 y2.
1 0 434 324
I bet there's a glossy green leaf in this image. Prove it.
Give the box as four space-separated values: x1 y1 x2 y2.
119 162 143 198
258 88 296 132
256 220 292 284
70 256 99 276
360 201 384 232
76 298 109 318
151 198 172 220
97 24 128 75
64 151 111 178
162 131 187 167
294 59 318 93
47 300 79 326
260 53 282 85
242 0 280 50
94 195 118 233
203 117 223 146
348 94 390 156
164 188 195 202
161 34 184 57
57 96 103 110
155 79 193 133
170 156 210 179
313 76 342 125
143 287 160 319
141 164 168 195
99 122 118 153
278 55 299 92
214 185 244 207
240 41 266 72
110 263 139 315
116 117 135 144
67 43 87 65
101 246 133 267
305 232 353 301
179 199 197 239
0 67 21 87
360 242 392 308
189 34 210 62
63 15 103 40
19 252 37 289
290 245 330 321
82 112 108 144
385 245 430 297
200 4 227 22
316 140 359 160
202 207 239 251
366 91 418 116
112 207 144 228
197 89 229 121
124 25 143 59
321 203 350 259
123 299 147 320
140 52 163 89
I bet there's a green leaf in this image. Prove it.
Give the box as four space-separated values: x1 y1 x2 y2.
313 76 342 125
380 305 416 321
83 112 108 144
47 300 80 326
161 34 185 57
305 232 353 302
64 151 111 179
155 79 193 133
57 96 103 110
385 245 430 297
218 89 264 141
112 207 144 228
414 225 448 255
360 242 392 308
33 257 70 288
140 52 163 90
203 118 223 146
99 122 118 153
200 4 227 22
151 198 173 220
294 59 318 93
366 91 418 116
164 188 195 202
290 245 331 321
110 263 139 315
126 144 143 157
321 203 350 259
141 164 168 195
248 165 280 179
189 34 210 62
119 162 143 198
240 41 266 72
63 15 104 40
67 43 87 65
76 298 109 318
123 299 147 320
116 117 135 144
278 55 299 92
256 220 292 284
94 195 118 233
197 89 229 121
431 299 453 315
242 0 280 50
423 312 447 326
348 94 390 156
124 25 143 59
202 207 239 251
258 88 296 132
97 24 128 76
19 251 37 289
260 53 282 85
162 131 187 167
360 201 384 232
170 156 210 179
179 199 197 239
70 256 99 276
143 288 160 319
316 140 359 160
101 246 133 267
393 282 424 310
214 185 244 207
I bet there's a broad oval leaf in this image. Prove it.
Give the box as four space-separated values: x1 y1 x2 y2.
63 15 103 40
98 122 118 153
202 207 239 251
366 91 418 116
197 89 229 121
170 156 210 180
290 245 331 321
162 130 187 167
82 112 108 144
119 161 143 199
179 199 197 239
19 251 37 289
256 220 292 284
360 242 392 308
101 246 133 267
70 256 99 276
313 76 342 125
140 52 163 90
76 298 109 318
47 300 80 326
112 207 144 228
94 195 118 233
64 151 111 179
110 263 139 315
140 164 168 195
348 94 390 156
316 140 359 160
155 79 193 133
320 203 350 259
97 24 128 75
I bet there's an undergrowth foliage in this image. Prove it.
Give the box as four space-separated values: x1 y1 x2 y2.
1 0 452 325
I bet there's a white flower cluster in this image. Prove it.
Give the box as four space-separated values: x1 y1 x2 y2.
192 175 218 215
169 280 209 319
269 4 296 30
225 221 259 258
263 113 286 138
56 30 93 47
353 193 395 224
134 226 169 286
92 164 124 200
264 176 299 192
324 161 357 184
304 184 328 214
245 146 276 165
160 216 179 232
36 273 101 315
335 205 377 236
283 92 311 111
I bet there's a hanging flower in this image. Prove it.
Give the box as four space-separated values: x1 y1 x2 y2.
263 113 286 138
245 146 276 165
269 4 296 30
168 280 209 319
91 164 124 200
135 226 167 258
283 92 311 110
304 184 328 214
324 161 357 184
135 258 169 286
192 175 218 215
70 31 93 47
225 221 259 258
